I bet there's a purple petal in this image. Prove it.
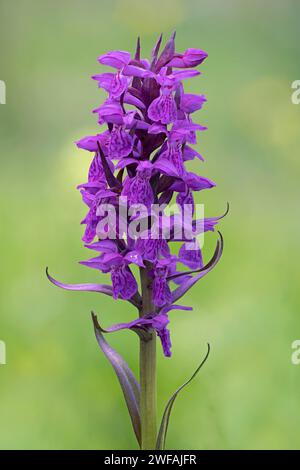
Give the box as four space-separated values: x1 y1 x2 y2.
93 99 123 125
135 237 170 263
148 94 177 124
160 142 185 177
111 265 138 300
148 123 167 135
160 304 193 315
167 48 208 68
123 64 153 78
85 240 119 253
157 327 172 357
98 50 131 69
109 127 133 158
92 72 114 90
123 92 146 110
180 94 207 114
152 275 172 308
171 69 201 81
153 158 180 177
76 133 109 153
124 250 145 268
179 240 203 270
116 157 138 170
80 255 110 272
92 72 129 99
193 203 229 233
183 145 204 162
153 304 193 357
184 173 216 191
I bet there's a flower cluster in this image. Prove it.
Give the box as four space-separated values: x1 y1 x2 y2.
48 34 224 357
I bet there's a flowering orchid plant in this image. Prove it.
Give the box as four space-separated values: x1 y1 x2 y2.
47 33 225 450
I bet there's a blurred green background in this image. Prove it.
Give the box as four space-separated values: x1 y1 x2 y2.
1 0 300 450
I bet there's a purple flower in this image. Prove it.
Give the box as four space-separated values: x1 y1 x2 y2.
109 124 134 159
122 161 154 208
179 239 203 270
135 232 170 263
180 93 207 114
148 68 200 124
80 241 144 300
167 48 208 68
92 72 130 99
98 304 192 357
98 50 152 79
98 50 131 69
76 132 110 154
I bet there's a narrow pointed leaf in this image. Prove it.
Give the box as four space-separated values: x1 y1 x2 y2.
46 268 113 297
91 312 141 446
156 344 210 450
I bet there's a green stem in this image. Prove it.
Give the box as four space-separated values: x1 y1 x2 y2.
139 267 157 450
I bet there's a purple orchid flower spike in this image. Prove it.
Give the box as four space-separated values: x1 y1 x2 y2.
47 34 226 450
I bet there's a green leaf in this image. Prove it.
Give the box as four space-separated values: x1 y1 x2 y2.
156 343 211 450
91 313 141 446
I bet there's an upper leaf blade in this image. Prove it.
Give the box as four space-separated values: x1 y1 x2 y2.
156 343 211 450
